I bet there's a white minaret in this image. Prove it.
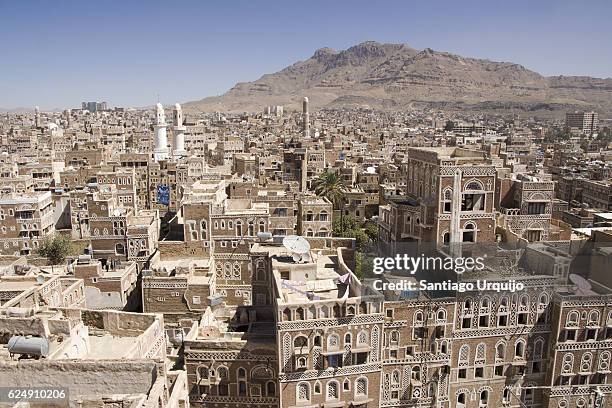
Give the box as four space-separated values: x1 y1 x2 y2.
34 106 41 128
302 97 310 138
64 109 72 128
172 103 186 158
153 102 169 161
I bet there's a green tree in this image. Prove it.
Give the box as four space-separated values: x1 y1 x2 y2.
37 234 78 265
333 215 358 236
312 170 348 233
312 171 347 208
364 223 379 243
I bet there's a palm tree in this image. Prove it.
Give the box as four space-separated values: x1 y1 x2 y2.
312 171 347 235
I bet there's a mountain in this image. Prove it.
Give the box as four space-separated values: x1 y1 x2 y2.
185 41 612 115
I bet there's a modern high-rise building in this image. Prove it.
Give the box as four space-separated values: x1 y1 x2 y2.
81 101 108 113
565 111 598 134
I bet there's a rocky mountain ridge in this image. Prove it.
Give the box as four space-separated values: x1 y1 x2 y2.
185 41 612 115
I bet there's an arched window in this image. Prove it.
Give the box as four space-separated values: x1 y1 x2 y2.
357 330 368 345
344 333 351 345
462 222 476 242
197 366 209 380
217 366 228 379
566 311 579 326
411 366 421 381
588 310 600 326
502 388 510 403
496 343 506 360
442 231 450 244
414 310 424 324
598 351 610 372
457 392 466 407
327 334 340 350
296 382 310 402
515 340 526 358
235 220 243 236
391 369 400 385
499 296 509 308
480 297 490 308
237 368 246 379
248 220 254 236
459 345 470 363
115 243 125 255
355 377 367 397
326 381 339 400
476 343 486 363
534 338 544 359
390 330 399 345
562 353 574 373
465 180 484 191
259 219 265 233
294 336 308 349
266 381 276 396
581 353 593 372
296 356 307 369
442 188 452 213
480 390 489 406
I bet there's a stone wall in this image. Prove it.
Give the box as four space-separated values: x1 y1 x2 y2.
0 360 158 397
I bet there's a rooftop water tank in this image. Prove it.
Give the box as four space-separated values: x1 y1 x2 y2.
8 336 49 358
5 307 34 318
257 231 272 241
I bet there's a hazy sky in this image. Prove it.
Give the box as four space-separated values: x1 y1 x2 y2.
1 0 611 110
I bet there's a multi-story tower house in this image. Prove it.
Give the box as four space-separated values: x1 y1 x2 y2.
254 189 298 237
210 198 270 307
297 196 333 237
253 241 384 408
88 184 160 270
283 149 308 193
0 190 55 256
450 271 556 408
581 180 612 211
381 295 455 407
544 289 612 408
379 147 496 252
498 174 561 242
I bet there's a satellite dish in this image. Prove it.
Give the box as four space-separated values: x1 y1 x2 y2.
283 235 310 255
36 275 45 284
569 274 594 295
